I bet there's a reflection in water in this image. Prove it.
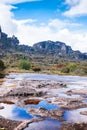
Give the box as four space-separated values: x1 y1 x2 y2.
0 103 33 120
63 108 87 123
84 99 87 103
28 101 60 110
24 118 61 130
6 73 87 82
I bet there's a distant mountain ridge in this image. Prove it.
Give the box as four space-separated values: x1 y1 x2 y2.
33 41 87 60
0 26 87 60
33 40 73 55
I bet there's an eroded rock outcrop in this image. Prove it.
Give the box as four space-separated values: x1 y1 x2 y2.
28 107 64 120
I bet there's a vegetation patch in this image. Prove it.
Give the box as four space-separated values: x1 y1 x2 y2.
18 60 30 70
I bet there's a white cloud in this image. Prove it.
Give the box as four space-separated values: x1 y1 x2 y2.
15 21 87 52
65 0 79 6
0 1 87 53
48 19 66 30
0 0 39 35
0 3 17 35
64 0 87 16
14 19 37 25
48 19 81 30
0 0 40 4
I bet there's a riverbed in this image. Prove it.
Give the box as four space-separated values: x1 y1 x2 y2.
0 73 87 130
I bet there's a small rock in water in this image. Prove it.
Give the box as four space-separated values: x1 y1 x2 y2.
0 106 4 110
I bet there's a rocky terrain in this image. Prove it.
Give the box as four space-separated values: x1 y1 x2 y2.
0 74 87 130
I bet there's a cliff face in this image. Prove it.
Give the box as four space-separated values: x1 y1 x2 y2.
33 41 87 60
0 31 19 52
33 40 73 55
0 27 87 60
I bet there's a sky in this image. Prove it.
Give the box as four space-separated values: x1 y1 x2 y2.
0 0 87 52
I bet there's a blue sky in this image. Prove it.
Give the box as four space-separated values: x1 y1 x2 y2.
12 0 87 30
12 0 65 20
0 0 87 52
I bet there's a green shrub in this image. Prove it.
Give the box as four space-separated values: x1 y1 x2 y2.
18 60 30 70
67 63 78 72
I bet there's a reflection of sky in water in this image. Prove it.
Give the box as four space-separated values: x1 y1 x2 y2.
28 101 59 110
0 103 33 120
24 118 61 130
84 99 87 103
63 108 87 123
58 93 80 98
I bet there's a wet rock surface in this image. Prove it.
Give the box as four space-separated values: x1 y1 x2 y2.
24 98 41 105
0 116 22 130
28 107 64 120
49 96 87 110
0 106 4 109
62 100 87 109
60 122 87 130
66 89 87 96
0 74 87 130
0 79 4 85
5 87 46 97
80 111 87 116
19 80 65 89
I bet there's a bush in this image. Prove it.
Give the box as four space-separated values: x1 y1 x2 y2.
61 67 70 73
67 63 78 72
0 60 5 71
18 60 30 70
32 67 41 72
0 73 5 78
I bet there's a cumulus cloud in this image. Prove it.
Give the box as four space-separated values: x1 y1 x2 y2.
64 0 87 16
0 0 37 35
0 0 87 52
0 3 17 35
15 20 87 52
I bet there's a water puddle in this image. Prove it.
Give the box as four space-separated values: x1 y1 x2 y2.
24 118 61 130
0 103 33 120
59 93 81 98
27 100 60 110
84 99 87 103
63 108 87 123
